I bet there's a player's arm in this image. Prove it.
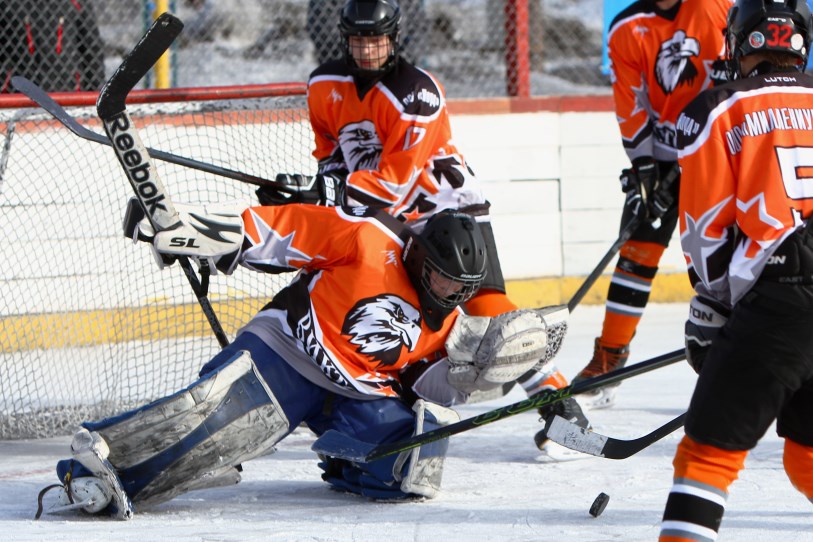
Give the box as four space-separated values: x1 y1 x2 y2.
239 204 359 274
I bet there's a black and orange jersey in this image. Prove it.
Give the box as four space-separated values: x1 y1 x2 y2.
607 0 731 162
306 58 485 222
676 71 813 307
237 204 457 398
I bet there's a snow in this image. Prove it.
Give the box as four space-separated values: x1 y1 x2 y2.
2 303 811 541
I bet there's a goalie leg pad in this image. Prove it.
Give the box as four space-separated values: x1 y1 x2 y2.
81 351 289 507
394 400 460 499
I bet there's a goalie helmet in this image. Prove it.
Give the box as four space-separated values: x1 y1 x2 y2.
725 0 813 79
402 210 488 331
339 0 401 78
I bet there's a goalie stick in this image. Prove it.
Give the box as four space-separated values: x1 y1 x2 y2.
311 347 686 463
97 13 228 348
545 411 687 460
10 75 295 192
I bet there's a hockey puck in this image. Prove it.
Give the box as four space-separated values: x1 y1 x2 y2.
589 492 610 517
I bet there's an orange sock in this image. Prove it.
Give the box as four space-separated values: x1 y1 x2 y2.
784 439 813 502
660 436 747 541
600 241 666 347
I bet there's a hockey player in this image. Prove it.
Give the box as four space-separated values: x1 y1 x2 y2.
570 0 733 410
659 1 813 539
38 201 568 519
256 0 588 450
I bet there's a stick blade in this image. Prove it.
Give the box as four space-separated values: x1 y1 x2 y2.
545 415 608 457
97 12 184 118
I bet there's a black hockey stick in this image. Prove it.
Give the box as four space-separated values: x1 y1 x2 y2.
566 164 680 312
10 75 295 192
545 411 687 460
97 13 228 348
567 215 641 312
311 347 686 463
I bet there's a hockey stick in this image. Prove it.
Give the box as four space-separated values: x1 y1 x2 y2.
97 13 228 348
566 164 680 312
311 347 686 463
0 109 22 190
545 411 687 460
10 75 295 192
567 215 641 312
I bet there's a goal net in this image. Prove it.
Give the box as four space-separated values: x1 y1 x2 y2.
0 84 313 439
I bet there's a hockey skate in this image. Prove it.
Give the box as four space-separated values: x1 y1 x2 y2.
35 470 113 519
571 338 630 410
36 428 134 520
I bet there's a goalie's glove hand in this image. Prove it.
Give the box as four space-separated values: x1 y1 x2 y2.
256 173 346 207
684 295 730 374
122 197 244 275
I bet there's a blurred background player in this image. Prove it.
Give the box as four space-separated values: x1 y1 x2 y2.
659 1 813 539
0 0 104 93
572 0 732 409
306 0 427 65
257 0 589 450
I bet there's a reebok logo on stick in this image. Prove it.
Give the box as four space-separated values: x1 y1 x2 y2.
104 112 170 222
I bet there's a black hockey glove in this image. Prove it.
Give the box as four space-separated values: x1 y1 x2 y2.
619 156 658 224
684 295 730 374
709 58 730 86
256 173 346 207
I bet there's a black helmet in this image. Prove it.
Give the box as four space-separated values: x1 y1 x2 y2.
339 0 401 78
725 0 813 79
402 211 487 331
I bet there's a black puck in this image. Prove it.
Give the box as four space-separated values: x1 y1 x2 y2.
589 492 610 517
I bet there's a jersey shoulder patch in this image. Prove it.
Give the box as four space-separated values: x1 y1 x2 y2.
379 60 444 118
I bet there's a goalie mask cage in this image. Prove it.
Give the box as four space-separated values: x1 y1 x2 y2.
0 83 312 439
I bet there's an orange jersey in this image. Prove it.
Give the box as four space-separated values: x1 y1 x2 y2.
677 71 813 306
238 204 456 398
306 58 485 221
608 0 731 162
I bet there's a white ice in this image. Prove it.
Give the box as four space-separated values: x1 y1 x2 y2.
1 303 810 542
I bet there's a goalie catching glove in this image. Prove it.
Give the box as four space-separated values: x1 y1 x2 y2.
444 306 568 395
684 295 730 373
122 197 244 275
256 173 346 206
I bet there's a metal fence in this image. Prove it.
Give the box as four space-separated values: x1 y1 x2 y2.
1 0 609 98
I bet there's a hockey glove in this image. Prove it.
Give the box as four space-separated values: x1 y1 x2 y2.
710 58 730 86
684 295 730 373
619 157 658 224
256 173 345 207
122 197 244 275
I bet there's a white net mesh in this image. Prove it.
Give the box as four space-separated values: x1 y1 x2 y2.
0 89 312 438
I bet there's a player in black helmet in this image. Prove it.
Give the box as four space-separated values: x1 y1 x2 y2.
659 1 813 539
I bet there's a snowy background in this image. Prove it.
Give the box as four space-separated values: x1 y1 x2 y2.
3 304 811 542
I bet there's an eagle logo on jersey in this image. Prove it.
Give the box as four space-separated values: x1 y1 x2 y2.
655 30 700 94
338 120 382 172
342 294 422 367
